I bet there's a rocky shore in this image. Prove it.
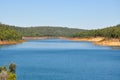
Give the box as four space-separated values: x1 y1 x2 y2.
94 39 120 46
59 37 120 47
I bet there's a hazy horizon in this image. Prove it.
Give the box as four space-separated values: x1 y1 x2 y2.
0 0 120 29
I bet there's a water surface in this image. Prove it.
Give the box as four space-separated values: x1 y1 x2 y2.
0 39 120 80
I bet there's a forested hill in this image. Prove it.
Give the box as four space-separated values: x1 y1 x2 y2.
0 23 21 41
0 23 84 37
1 23 120 40
15 27 84 37
74 24 120 39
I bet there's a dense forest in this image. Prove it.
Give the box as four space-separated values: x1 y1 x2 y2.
0 23 21 41
15 27 84 37
0 23 120 41
0 23 84 38
74 24 120 39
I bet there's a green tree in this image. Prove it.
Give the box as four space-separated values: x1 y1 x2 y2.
9 63 16 73
7 72 16 80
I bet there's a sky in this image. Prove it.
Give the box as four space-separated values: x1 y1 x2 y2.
0 0 120 29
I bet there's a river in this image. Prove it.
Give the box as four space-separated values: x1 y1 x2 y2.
0 39 120 80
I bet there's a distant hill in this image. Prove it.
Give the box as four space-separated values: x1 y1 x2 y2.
15 26 84 37
0 23 21 41
74 24 120 39
0 23 85 37
1 23 120 40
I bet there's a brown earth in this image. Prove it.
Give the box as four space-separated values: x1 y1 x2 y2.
0 40 25 45
59 37 120 46
2 36 120 46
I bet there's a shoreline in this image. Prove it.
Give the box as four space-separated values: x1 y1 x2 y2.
22 36 120 46
94 39 120 46
1 36 120 46
22 36 53 40
59 37 120 47
0 40 25 45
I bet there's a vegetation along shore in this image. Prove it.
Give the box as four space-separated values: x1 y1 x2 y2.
0 63 16 80
0 23 120 46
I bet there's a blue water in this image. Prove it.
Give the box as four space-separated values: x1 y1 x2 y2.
0 39 120 80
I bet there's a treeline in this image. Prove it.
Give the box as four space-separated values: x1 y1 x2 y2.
0 63 16 80
74 24 120 39
1 22 120 39
14 27 84 37
0 23 84 38
0 23 21 41
0 23 84 37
